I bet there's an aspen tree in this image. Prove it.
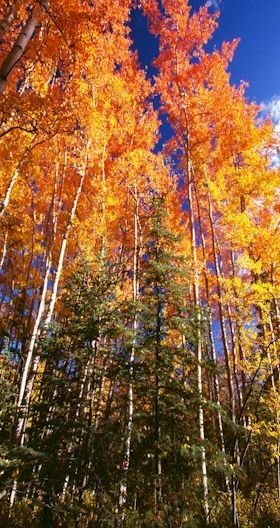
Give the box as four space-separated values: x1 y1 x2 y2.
193 179 229 489
119 186 141 513
0 1 48 93
44 142 90 327
187 161 209 523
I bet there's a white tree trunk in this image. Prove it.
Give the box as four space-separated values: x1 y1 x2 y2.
207 196 240 526
194 176 229 489
44 146 89 327
187 161 209 524
0 169 19 218
0 13 37 93
100 143 107 260
0 230 8 270
10 150 81 506
16 254 52 444
9 254 52 507
119 188 140 511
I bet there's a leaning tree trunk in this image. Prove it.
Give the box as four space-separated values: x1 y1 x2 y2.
15 253 53 445
0 11 37 93
0 137 41 221
44 145 89 327
0 169 19 218
14 157 67 446
0 1 49 93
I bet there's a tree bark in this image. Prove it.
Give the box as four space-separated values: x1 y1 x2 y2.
14 158 66 446
0 169 19 218
119 187 141 513
187 160 209 524
193 178 229 488
0 230 8 270
16 253 52 444
44 145 90 327
0 12 38 93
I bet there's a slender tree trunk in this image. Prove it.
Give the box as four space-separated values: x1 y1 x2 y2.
16 253 52 444
267 314 280 499
61 362 91 501
0 230 8 270
217 246 244 417
9 253 52 507
270 266 280 498
227 302 245 423
0 137 39 219
10 151 85 506
44 145 89 327
207 196 235 411
178 90 210 520
207 196 240 526
100 143 107 259
230 249 247 409
251 267 280 500
193 178 229 489
187 161 209 523
154 334 162 510
0 169 19 218
119 187 141 513
14 158 65 446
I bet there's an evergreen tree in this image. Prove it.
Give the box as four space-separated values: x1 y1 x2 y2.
120 196 213 527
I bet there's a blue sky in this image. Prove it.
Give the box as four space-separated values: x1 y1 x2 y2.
131 0 280 128
192 0 280 104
